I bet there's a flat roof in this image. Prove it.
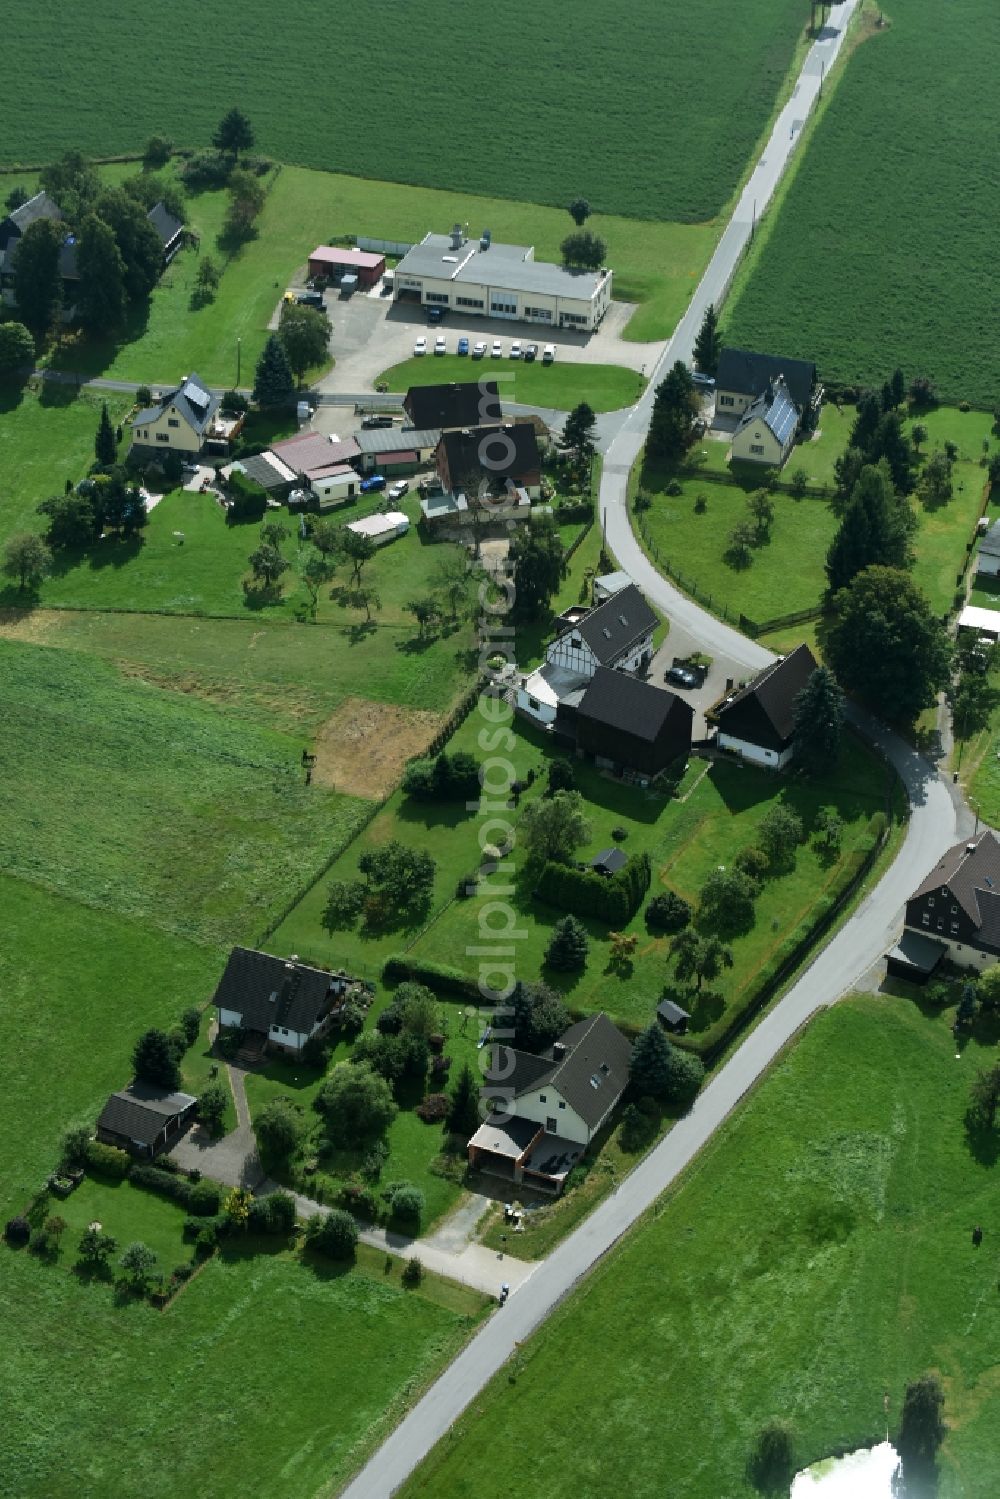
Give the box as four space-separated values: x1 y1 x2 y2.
309 245 384 270
347 511 408 538
468 1113 540 1159
959 605 1000 635
522 661 590 710
889 929 947 974
397 231 608 301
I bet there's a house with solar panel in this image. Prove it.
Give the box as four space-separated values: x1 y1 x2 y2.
729 373 801 468
128 373 238 461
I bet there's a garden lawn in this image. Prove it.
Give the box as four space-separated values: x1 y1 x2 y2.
725 0 1000 406
3 0 807 223
50 1176 191 1272
271 706 890 1032
1 1236 485 1499
403 995 1000 1498
0 639 369 944
0 875 222 1219
380 356 645 414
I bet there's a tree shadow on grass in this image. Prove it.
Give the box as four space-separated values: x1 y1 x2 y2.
299 1245 355 1283
38 378 81 409
86 535 145 572
963 1113 1000 1167
687 988 725 1033
0 583 43 610
0 379 27 416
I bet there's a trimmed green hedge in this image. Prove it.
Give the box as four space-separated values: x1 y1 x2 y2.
129 1163 220 1215
85 1141 130 1179
536 851 651 927
382 955 481 1000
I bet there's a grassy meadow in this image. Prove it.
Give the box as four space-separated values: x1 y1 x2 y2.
3 0 808 222
403 996 1000 1498
725 0 1000 405
382 354 645 413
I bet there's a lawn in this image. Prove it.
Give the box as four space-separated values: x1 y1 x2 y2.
0 638 370 944
402 995 1000 1498
380 355 645 414
637 405 992 625
0 875 223 1221
1 1233 486 1499
724 0 1000 406
3 0 807 223
271 705 891 1032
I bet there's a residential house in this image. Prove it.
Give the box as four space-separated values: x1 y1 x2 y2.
467 1013 632 1194
976 520 1000 577
261 431 363 506
436 422 542 498
307 245 385 288
0 189 79 316
213 946 362 1056
515 582 657 729
729 374 799 468
891 831 1000 977
714 347 820 425
96 1081 197 1158
709 643 817 769
147 201 185 264
574 667 693 779
394 225 612 331
403 380 501 432
128 373 226 460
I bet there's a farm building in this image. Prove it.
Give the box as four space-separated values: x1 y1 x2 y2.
709 643 817 769
307 245 385 288
403 381 501 431
976 521 1000 577
468 1014 632 1194
96 1081 197 1159
729 375 799 468
574 667 693 779
346 511 409 546
394 225 612 332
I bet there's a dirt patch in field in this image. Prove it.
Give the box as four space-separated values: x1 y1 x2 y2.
311 697 443 798
0 607 60 644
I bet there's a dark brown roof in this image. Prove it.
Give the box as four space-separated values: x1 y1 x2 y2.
713 643 817 750
438 422 539 487
573 585 658 667
404 381 500 431
97 1082 196 1146
910 832 1000 945
213 946 341 1034
577 666 691 742
492 1013 632 1130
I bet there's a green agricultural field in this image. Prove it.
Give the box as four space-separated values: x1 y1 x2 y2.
0 875 222 1218
403 996 1000 1498
1 1236 485 1499
725 0 1000 406
271 709 889 1032
3 0 808 222
381 355 645 414
638 405 992 624
0 639 369 944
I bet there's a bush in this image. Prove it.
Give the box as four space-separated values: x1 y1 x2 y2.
85 1141 130 1179
381 956 480 1000
188 1180 221 1216
305 1209 358 1260
733 845 769 881
5 1216 30 1247
135 385 152 407
402 1256 423 1287
376 1005 405 1036
221 388 249 414
184 1212 228 1243
255 1096 304 1162
430 1054 452 1082
416 1093 450 1123
339 1179 379 1219
547 757 576 794
129 1163 195 1209
248 1190 297 1236
300 1033 332 1069
619 1102 658 1153
665 479 682 497
180 148 233 190
645 891 691 933
179 1006 201 1047
61 1126 93 1169
537 850 651 927
225 468 268 523
388 1184 425 1224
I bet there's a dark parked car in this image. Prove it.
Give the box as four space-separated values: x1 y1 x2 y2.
297 292 325 309
665 664 699 689
524 343 538 362
360 475 386 493
427 305 445 323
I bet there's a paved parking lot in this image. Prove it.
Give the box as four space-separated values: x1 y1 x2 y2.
649 627 748 740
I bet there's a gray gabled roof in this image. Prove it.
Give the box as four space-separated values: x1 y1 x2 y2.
97 1081 197 1146
910 831 1000 943
573 584 658 667
147 200 184 247
212 946 343 1035
498 1013 632 1130
4 189 63 236
980 520 1000 558
131 373 219 435
716 346 816 414
355 426 439 456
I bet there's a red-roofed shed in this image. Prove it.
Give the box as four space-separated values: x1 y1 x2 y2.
308 245 385 288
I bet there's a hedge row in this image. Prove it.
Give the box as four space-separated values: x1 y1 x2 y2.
536 851 651 927
129 1164 220 1216
382 955 482 1000
85 1141 130 1179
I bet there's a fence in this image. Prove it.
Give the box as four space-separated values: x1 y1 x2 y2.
633 509 742 626
739 605 824 638
355 235 414 257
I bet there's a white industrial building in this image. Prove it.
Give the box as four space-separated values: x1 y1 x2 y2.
393 225 612 332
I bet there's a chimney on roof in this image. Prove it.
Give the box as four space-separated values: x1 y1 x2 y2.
480 228 491 251
552 1041 568 1062
450 222 463 250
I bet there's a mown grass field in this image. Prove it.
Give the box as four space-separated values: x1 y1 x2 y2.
1 1235 485 1499
3 0 808 222
403 996 1000 1498
725 0 1000 406
0 639 370 944
381 355 645 413
638 404 993 623
272 708 889 1031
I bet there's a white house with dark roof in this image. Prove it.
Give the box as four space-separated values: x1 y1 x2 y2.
467 1013 632 1194
213 946 363 1055
729 375 799 468
515 582 658 729
709 643 817 769
129 373 222 459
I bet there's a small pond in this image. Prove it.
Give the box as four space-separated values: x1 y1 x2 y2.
791 1440 900 1496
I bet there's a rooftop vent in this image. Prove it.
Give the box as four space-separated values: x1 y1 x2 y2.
618 614 628 625
552 1041 568 1062
480 228 492 250
450 222 463 250
602 627 612 639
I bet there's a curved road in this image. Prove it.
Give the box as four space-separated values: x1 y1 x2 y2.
342 5 970 1494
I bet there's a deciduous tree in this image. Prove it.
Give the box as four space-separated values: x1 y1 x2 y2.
567 197 591 226
559 229 606 269
119 1240 157 1288
3 532 52 592
76 213 127 330
825 566 952 723
519 789 591 865
278 300 331 382
508 517 566 617
315 1062 398 1144
12 218 64 332
671 929 734 991
305 1208 359 1258
255 1096 303 1161
0 320 34 377
509 981 569 1052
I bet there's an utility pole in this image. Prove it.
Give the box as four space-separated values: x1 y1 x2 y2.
236 336 242 388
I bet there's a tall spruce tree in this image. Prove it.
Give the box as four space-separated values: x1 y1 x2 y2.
629 1023 674 1100
849 390 882 452
446 1062 481 1136
692 302 722 375
646 361 698 462
825 461 912 593
544 915 589 972
562 402 598 464
95 402 116 466
890 366 906 407
791 665 844 774
252 333 294 408
12 218 64 333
